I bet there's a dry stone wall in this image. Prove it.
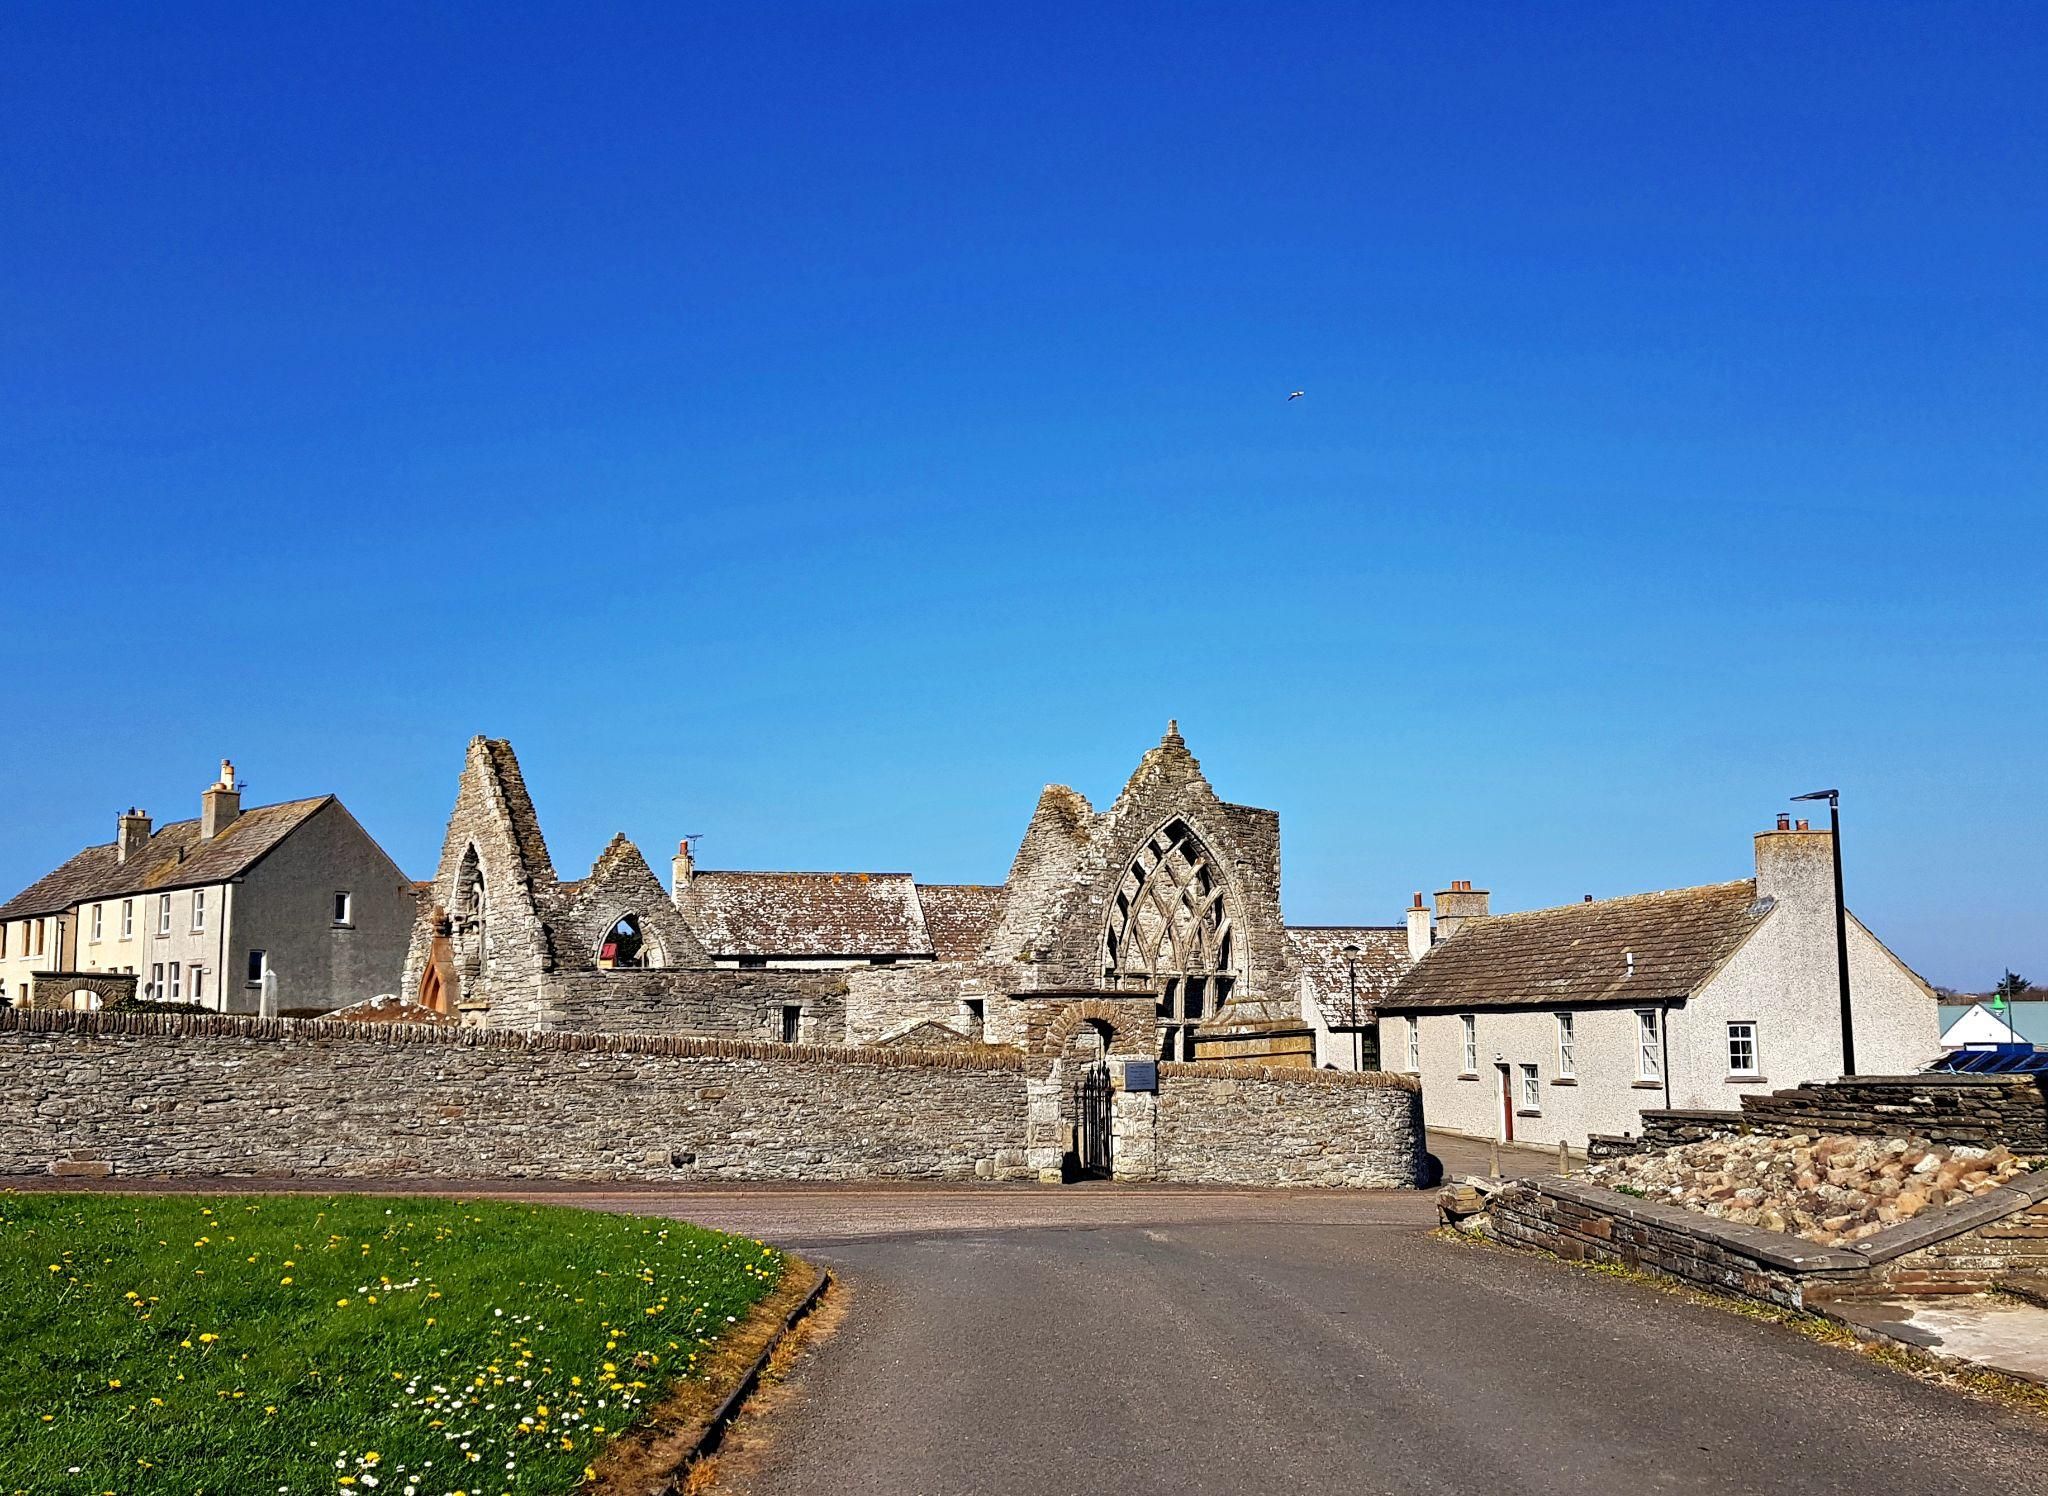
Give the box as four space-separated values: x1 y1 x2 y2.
1155 1063 1424 1187
1596 1074 2048 1159
0 1009 1028 1183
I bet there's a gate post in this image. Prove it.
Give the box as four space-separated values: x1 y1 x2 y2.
1110 1084 1159 1181
1026 1072 1064 1183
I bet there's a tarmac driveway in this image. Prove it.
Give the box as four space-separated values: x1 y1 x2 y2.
577 1183 2048 1496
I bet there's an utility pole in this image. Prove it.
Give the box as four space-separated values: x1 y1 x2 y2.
1793 789 1855 1076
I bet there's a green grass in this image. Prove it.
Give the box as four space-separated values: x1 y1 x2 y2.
0 1192 786 1496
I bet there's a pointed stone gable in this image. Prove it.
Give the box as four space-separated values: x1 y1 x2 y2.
997 722 1297 1004
554 834 711 969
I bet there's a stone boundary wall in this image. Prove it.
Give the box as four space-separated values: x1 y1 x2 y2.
0 1008 1029 1183
1590 1074 2048 1159
1154 1065 1425 1187
547 968 850 1044
1487 1173 2048 1309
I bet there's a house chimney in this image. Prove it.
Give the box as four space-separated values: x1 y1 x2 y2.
671 837 696 898
200 759 242 841
1405 892 1432 961
1433 881 1491 941
1755 816 1833 905
117 808 152 864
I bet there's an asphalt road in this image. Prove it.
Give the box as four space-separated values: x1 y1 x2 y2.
681 1195 2048 1496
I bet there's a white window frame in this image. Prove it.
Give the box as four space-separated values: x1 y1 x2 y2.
1459 1013 1478 1075
150 962 164 998
1636 1008 1662 1081
191 888 207 933
120 899 134 939
157 894 172 936
246 949 267 986
167 963 181 1002
90 904 103 942
1556 1011 1576 1079
332 890 352 927
1519 1062 1540 1111
1406 1016 1421 1073
191 966 204 1003
1727 1020 1759 1076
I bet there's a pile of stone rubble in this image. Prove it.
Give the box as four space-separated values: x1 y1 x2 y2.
1585 1132 2032 1246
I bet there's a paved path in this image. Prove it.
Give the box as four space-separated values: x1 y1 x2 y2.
672 1195 2045 1496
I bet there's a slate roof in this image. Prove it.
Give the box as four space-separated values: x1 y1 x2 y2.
916 884 1005 961
0 798 334 920
1384 879 1773 1011
1287 926 1412 1028
680 871 934 958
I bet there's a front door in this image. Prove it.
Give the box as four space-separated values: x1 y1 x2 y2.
1498 1063 1515 1143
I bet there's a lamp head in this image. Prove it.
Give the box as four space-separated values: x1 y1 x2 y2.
1792 789 1838 804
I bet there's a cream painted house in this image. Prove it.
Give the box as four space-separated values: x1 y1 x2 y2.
1379 818 1942 1152
0 761 415 1014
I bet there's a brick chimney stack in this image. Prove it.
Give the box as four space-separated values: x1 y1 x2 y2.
1405 892 1432 961
671 837 696 898
200 759 242 841
116 808 152 864
1433 880 1491 941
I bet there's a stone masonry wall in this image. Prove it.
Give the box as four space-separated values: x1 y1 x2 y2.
1155 1063 1424 1187
1488 1173 2048 1310
0 1008 1028 1183
1593 1074 2048 1159
548 968 848 1044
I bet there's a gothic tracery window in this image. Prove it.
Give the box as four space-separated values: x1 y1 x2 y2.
1101 819 1238 1062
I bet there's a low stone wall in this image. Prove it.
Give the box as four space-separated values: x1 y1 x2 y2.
0 1008 1027 1184
1487 1172 2048 1309
548 967 849 1043
1738 1074 2047 1153
1155 1063 1425 1187
1590 1074 2048 1159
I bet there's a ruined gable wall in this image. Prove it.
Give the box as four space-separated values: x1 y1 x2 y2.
550 836 711 971
1025 740 1295 1001
400 738 559 1026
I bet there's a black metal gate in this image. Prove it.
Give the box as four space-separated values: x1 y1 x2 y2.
1073 1062 1113 1178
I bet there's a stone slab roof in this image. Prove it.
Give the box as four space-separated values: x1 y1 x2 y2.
1385 879 1772 1011
1287 926 1412 1028
681 871 934 958
916 884 1005 961
0 798 333 920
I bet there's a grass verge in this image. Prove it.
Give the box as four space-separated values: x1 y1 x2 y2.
0 1192 787 1496
1431 1225 2048 1420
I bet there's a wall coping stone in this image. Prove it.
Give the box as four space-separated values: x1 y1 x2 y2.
1845 1170 2048 1265
1158 1060 1421 1091
0 1005 1026 1073
1532 1169 2048 1274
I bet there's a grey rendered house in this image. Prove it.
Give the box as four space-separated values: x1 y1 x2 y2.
0 761 415 1014
1379 817 1942 1152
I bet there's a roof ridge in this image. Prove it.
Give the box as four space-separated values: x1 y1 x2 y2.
1474 878 1756 924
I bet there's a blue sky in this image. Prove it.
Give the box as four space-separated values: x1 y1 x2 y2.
2 3 2041 989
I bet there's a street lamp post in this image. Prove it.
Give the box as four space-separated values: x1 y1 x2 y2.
1793 788 1855 1076
1343 943 1361 1071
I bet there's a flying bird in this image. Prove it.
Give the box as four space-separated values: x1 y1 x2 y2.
1287 390 1305 401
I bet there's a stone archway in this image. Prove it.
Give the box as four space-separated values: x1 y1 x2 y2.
1023 994 1161 1183
28 971 139 1011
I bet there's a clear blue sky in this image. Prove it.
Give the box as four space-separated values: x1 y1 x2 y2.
3 4 2042 990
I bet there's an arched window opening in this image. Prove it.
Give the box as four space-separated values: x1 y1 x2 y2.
1101 819 1239 1063
599 914 649 970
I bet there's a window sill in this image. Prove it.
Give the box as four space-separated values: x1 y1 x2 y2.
1727 1074 1765 1084
1631 1080 1664 1090
1551 1077 1577 1086
331 923 354 932
1515 1108 1542 1118
1457 1071 1480 1081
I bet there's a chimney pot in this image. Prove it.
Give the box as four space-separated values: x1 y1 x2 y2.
1584 894 1593 903
1795 818 1810 832
1411 892 1424 910
1776 813 1792 832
